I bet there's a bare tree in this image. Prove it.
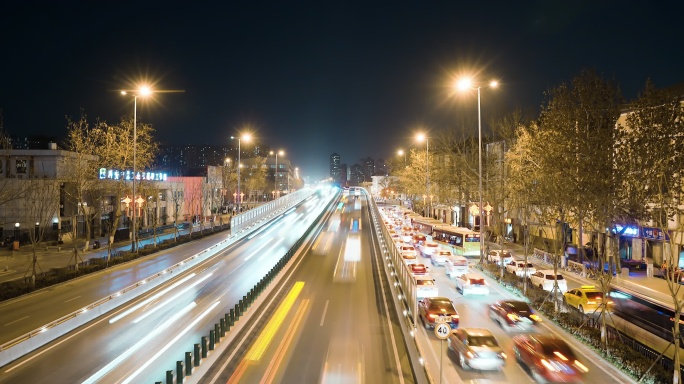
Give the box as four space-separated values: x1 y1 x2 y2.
23 180 60 288
169 181 185 240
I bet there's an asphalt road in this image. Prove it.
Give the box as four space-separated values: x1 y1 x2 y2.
201 194 415 384
0 189 336 383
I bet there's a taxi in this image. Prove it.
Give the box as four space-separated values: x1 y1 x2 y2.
562 285 613 314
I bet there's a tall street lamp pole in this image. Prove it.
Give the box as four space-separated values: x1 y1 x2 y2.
458 78 498 263
270 150 284 199
232 134 252 212
121 86 152 253
416 133 429 217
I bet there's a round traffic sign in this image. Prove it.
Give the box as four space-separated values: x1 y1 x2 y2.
434 323 450 340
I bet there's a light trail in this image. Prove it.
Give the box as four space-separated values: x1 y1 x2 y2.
82 301 197 384
132 272 214 323
121 301 221 384
108 273 196 324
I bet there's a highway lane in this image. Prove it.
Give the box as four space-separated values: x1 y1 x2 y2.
203 193 415 384
380 207 634 384
0 189 337 383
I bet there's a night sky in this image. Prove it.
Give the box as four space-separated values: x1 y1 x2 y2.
1 2 682 181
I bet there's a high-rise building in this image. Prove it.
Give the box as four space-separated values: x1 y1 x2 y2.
330 153 342 186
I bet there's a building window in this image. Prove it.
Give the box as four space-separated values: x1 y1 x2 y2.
16 159 27 174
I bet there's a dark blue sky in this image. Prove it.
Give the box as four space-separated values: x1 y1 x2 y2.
1 2 682 181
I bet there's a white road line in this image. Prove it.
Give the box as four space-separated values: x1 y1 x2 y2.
319 299 329 326
4 316 29 326
64 296 81 303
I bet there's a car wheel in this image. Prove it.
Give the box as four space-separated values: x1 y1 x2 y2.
539 284 543 290
459 352 470 370
513 346 523 364
578 305 585 314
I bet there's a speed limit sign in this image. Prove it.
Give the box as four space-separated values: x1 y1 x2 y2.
434 323 450 340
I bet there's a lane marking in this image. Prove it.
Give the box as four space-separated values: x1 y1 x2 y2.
64 296 81 303
4 316 29 326
320 300 329 326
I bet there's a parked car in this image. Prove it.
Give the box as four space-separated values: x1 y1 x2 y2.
489 300 541 331
505 260 536 277
418 296 459 329
529 270 568 293
448 328 506 371
456 273 490 295
563 285 613 314
487 250 514 265
512 334 589 383
444 255 469 278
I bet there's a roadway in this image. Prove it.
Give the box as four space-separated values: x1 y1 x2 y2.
0 189 337 383
380 206 635 384
200 193 415 384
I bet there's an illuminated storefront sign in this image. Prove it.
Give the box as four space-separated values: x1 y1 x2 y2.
612 224 639 237
642 226 668 241
98 168 167 182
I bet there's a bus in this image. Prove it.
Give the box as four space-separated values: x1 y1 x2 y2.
411 216 446 236
432 225 480 257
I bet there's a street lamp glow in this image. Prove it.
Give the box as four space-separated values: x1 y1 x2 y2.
457 78 472 91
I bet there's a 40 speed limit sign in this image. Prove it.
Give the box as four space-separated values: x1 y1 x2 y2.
434 323 450 340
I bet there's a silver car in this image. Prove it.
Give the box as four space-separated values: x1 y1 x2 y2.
447 328 507 370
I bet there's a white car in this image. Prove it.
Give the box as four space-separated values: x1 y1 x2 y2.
529 270 568 292
456 273 490 295
398 245 417 258
415 275 439 299
505 260 536 277
418 241 439 257
445 255 469 278
488 250 514 265
430 249 452 266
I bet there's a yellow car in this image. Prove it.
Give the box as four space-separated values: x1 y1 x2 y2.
563 285 613 314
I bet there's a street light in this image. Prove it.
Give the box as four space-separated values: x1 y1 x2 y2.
397 149 406 165
270 150 284 199
121 86 152 252
457 77 498 263
231 133 252 212
416 133 429 217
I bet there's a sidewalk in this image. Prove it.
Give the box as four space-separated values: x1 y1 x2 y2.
0 219 230 285
497 240 684 304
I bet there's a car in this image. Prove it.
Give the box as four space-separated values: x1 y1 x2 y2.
402 254 418 265
488 249 514 265
409 263 428 275
418 241 440 257
429 248 451 266
401 227 413 242
411 233 427 246
506 260 536 277
398 245 417 258
488 300 542 331
444 255 469 278
415 275 439 299
418 296 459 329
447 328 506 371
563 285 613 314
512 334 589 383
456 273 490 295
529 270 568 293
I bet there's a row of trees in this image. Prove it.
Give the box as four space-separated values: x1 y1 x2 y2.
387 70 684 382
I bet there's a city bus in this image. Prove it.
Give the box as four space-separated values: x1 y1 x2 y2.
411 216 446 236
432 225 480 257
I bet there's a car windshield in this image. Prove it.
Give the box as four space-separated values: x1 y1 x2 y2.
452 259 467 266
468 336 498 347
545 274 564 280
469 278 485 285
417 279 434 286
503 301 531 313
429 302 454 311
